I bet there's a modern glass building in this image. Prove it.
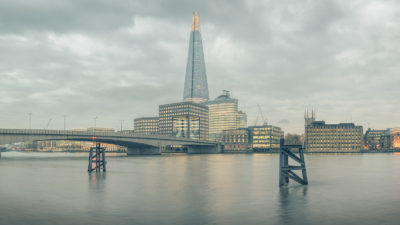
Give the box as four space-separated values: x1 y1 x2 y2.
134 117 159 135
183 12 209 103
203 91 247 140
248 125 283 150
159 102 208 140
364 128 385 150
236 111 247 128
383 128 400 150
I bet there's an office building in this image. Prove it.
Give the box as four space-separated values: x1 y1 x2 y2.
183 12 209 103
383 128 400 150
304 112 363 152
236 111 247 128
203 91 246 140
221 128 250 152
365 128 385 150
134 117 159 135
159 101 208 140
249 125 283 150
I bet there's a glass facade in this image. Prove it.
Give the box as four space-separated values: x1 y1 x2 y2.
305 121 363 152
203 91 247 141
249 125 283 150
159 102 208 140
383 128 400 149
365 128 385 150
236 111 247 129
134 117 159 135
183 12 209 103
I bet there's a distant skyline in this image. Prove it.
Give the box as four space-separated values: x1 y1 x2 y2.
0 0 399 134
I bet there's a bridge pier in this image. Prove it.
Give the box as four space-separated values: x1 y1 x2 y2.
126 146 161 155
187 144 222 154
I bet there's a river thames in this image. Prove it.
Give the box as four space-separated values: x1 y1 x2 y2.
1 152 399 225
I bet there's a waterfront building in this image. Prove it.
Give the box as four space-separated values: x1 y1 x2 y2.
34 140 124 152
248 125 283 150
183 12 209 103
365 128 385 150
221 128 250 152
134 117 159 135
159 101 208 140
304 113 363 152
203 91 247 140
383 128 400 150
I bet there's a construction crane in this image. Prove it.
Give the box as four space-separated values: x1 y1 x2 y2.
253 104 268 126
44 118 52 130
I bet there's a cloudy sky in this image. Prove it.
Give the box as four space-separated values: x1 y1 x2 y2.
0 0 399 134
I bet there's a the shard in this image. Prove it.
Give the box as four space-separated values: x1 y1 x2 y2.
183 12 209 103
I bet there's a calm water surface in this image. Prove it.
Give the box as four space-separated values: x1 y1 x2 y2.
1 152 400 225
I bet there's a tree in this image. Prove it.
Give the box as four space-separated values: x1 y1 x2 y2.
284 133 303 145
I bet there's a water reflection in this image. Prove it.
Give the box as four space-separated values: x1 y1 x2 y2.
89 172 107 189
88 173 107 212
279 186 309 225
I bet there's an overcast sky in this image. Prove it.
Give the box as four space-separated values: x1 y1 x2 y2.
0 0 399 134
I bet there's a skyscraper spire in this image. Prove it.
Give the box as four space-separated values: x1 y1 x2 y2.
191 12 201 32
183 12 209 103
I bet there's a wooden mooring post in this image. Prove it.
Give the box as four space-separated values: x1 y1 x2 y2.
279 145 308 186
88 143 106 173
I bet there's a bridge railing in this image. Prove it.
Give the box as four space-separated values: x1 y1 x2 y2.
0 128 220 144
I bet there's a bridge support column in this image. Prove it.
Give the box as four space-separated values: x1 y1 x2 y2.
187 144 222 154
126 146 161 155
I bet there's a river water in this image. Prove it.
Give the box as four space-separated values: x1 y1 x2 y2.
0 152 399 225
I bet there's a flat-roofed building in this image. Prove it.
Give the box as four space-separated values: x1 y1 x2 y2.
236 111 247 128
383 128 400 150
304 118 363 152
134 117 159 135
249 125 283 150
203 91 247 140
365 128 385 150
221 128 250 152
159 101 208 140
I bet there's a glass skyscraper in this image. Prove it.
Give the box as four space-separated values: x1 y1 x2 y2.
183 12 209 103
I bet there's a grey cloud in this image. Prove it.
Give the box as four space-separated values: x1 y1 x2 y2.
0 0 399 133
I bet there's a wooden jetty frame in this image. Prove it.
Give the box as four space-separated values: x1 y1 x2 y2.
279 145 308 186
88 143 106 173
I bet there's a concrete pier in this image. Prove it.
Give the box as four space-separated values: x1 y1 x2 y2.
126 146 161 155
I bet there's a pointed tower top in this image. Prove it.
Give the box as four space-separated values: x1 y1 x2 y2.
183 11 209 103
191 12 201 32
